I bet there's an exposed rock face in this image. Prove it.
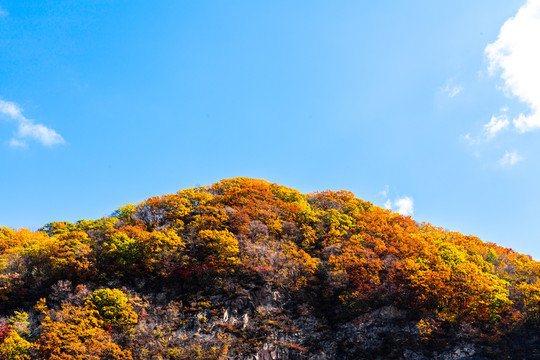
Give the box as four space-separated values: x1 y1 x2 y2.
132 279 531 360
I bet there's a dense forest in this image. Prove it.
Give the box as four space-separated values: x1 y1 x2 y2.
1 177 540 359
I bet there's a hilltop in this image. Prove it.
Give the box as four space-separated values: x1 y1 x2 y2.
1 177 540 359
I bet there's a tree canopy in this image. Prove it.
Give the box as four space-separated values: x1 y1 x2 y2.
1 177 539 358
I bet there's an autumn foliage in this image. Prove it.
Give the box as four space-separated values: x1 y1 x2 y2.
1 177 540 358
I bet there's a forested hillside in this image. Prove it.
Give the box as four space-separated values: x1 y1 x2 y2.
1 177 540 359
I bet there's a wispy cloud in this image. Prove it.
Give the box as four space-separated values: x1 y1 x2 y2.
485 0 540 133
0 5 7 17
499 150 523 167
462 112 510 145
484 113 510 139
379 185 389 199
442 83 463 98
0 98 65 147
9 138 27 148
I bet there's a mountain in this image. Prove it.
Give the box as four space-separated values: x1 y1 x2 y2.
1 177 539 359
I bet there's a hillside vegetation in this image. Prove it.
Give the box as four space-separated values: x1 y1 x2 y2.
1 177 540 359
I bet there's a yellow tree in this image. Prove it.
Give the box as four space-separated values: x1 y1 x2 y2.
37 300 132 360
85 288 138 330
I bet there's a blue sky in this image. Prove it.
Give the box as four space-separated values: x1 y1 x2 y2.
2 1 540 258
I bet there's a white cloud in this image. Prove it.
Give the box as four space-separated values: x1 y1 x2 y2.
394 196 414 216
499 150 523 167
0 99 23 119
0 98 64 147
485 0 540 133
484 113 510 138
379 187 414 216
17 120 64 146
0 5 7 17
